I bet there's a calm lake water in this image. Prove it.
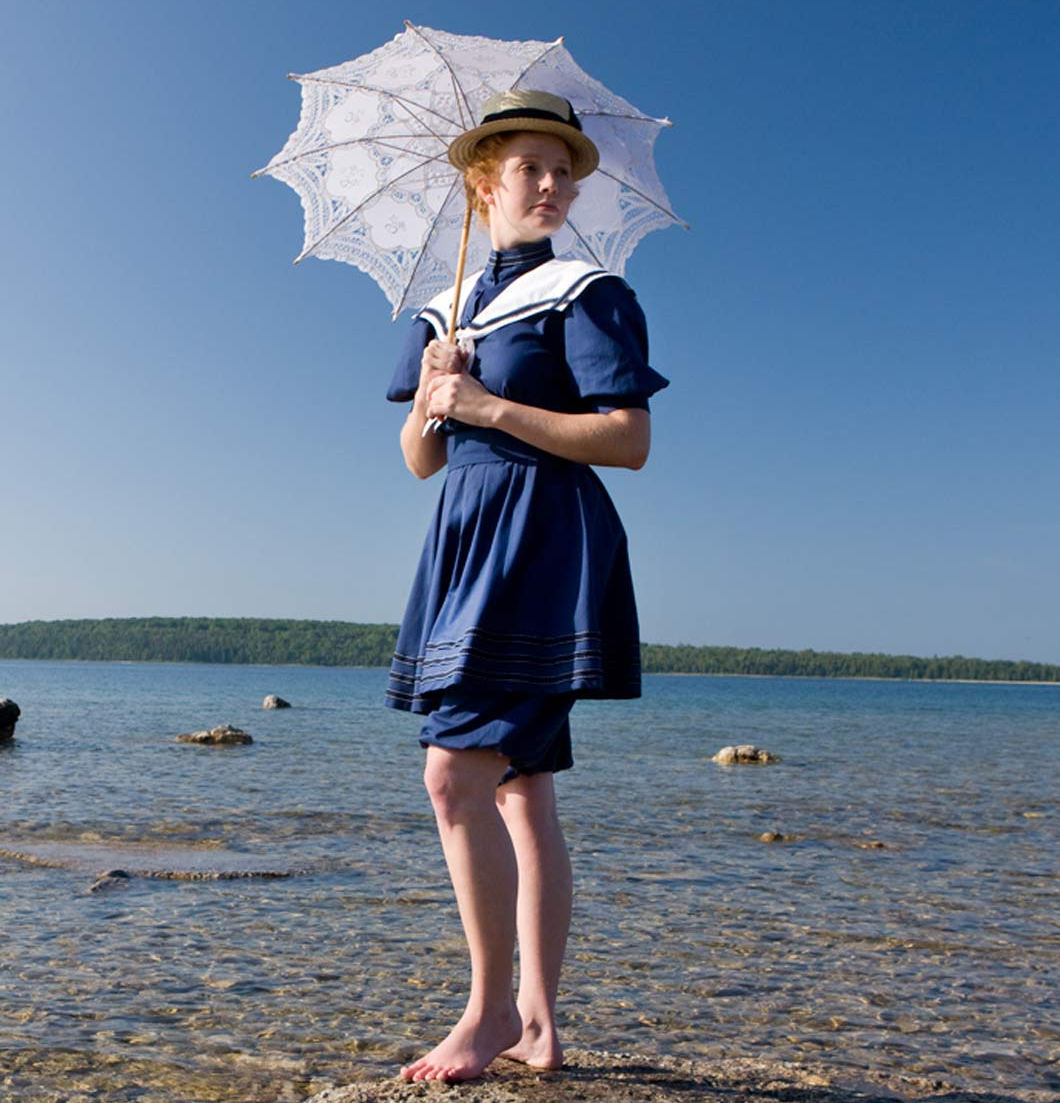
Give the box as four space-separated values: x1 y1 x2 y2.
0 660 1057 1102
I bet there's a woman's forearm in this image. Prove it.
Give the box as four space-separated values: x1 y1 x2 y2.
420 362 652 471
398 340 470 479
489 401 650 470
399 392 447 479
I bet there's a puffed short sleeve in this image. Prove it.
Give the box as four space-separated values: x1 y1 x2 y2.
386 317 433 402
562 276 669 413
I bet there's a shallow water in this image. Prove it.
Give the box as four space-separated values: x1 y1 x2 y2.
0 661 1057 1101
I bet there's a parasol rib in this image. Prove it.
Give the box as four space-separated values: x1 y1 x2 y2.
291 76 466 134
384 97 461 149
404 23 473 130
563 217 605 268
257 138 450 178
578 111 671 125
295 158 445 264
511 38 564 91
391 176 466 319
595 167 689 229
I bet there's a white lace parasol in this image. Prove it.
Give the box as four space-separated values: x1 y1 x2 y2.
254 22 684 318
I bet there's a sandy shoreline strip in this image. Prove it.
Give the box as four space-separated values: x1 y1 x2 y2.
301 1048 1053 1103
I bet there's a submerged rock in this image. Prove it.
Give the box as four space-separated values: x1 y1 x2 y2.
1 842 302 880
263 695 291 709
760 831 786 843
713 744 780 765
176 724 253 746
88 869 131 893
0 697 20 742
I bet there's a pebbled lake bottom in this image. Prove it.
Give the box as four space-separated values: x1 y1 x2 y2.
0 661 1057 1102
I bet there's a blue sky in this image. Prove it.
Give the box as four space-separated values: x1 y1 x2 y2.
3 1 1058 663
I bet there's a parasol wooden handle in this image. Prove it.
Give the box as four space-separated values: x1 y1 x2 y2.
424 198 474 437
447 198 474 341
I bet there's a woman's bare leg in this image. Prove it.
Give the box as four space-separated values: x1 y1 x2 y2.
496 771 571 1069
400 746 522 1082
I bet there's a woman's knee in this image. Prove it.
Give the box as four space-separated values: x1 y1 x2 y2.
423 747 506 819
496 772 561 828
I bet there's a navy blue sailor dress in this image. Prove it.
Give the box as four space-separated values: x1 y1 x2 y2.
385 239 668 780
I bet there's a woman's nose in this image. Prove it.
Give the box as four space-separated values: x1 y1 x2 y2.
540 173 558 193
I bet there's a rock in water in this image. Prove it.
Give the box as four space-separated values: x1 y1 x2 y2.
0 697 20 743
263 695 291 709
712 744 781 765
89 869 131 893
176 724 253 746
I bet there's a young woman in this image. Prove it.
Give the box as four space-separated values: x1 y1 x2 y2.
385 90 668 1083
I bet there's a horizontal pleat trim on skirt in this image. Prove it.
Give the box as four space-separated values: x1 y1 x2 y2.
386 627 640 712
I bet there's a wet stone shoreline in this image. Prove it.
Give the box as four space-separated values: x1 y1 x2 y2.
301 1049 1055 1103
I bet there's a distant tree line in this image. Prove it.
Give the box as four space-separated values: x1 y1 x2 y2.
0 618 399 668
0 619 1057 682
638 643 1060 682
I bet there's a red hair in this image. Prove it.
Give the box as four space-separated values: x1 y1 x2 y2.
463 134 510 225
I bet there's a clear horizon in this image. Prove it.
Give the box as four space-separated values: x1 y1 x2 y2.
4 1 1058 664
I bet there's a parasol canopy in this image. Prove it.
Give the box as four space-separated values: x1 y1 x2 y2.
254 22 685 318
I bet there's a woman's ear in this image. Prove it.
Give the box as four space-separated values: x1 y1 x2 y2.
477 179 495 207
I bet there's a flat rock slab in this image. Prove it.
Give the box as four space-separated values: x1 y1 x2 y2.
176 724 253 745
712 744 780 764
0 841 305 880
302 1048 1046 1103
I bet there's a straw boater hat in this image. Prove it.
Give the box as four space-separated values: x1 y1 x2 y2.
448 90 600 181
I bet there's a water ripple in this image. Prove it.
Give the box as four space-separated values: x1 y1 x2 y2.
0 662 1057 1101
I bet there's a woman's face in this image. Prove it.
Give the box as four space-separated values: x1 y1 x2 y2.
479 132 578 250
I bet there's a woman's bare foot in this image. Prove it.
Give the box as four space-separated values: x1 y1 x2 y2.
400 1005 523 1082
500 1017 564 1070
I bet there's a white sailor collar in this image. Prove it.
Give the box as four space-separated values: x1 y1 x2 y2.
417 259 614 342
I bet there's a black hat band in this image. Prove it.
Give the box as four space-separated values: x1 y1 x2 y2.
479 105 583 132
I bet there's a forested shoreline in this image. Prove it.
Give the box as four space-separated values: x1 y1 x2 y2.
0 618 398 669
638 643 1059 682
1 618 1057 683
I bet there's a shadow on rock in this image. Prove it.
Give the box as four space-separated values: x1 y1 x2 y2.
303 1049 1052 1103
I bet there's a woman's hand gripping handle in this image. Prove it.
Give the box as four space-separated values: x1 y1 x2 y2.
421 338 473 437
400 339 469 479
